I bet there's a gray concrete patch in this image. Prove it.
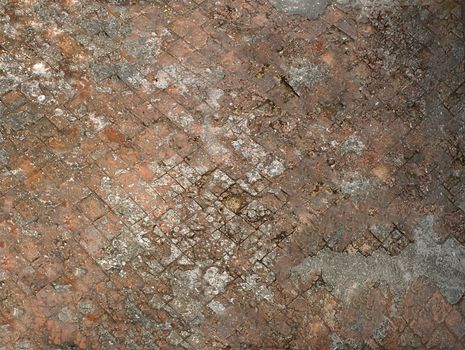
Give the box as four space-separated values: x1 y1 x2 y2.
269 0 332 19
292 215 465 304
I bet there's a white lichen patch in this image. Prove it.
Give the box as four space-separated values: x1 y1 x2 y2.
32 62 51 77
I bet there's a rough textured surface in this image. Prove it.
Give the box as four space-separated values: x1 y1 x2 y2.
0 0 464 349
270 0 332 19
292 215 465 304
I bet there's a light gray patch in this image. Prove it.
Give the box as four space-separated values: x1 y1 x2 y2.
373 317 390 342
269 0 331 19
14 340 33 350
98 325 117 348
340 172 373 199
117 63 148 88
97 227 143 272
169 266 205 324
340 134 366 155
3 111 36 133
285 58 327 93
115 197 146 225
0 149 8 165
240 274 275 302
123 35 163 59
330 334 361 350
203 266 232 297
91 61 118 81
206 88 224 110
208 300 226 314
153 69 171 89
200 66 225 82
369 223 393 242
0 76 19 95
58 307 76 323
413 217 465 304
78 299 94 315
262 159 286 178
453 183 465 212
292 215 465 304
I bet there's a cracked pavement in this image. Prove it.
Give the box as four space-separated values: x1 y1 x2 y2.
0 0 464 349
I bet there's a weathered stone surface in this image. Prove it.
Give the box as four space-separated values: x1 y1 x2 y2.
0 0 464 348
269 0 332 19
293 215 465 304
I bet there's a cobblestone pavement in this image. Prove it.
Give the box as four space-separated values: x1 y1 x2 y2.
0 0 464 348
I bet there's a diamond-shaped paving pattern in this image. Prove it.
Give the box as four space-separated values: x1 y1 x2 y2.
0 0 464 348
